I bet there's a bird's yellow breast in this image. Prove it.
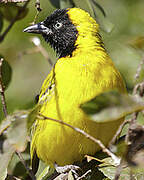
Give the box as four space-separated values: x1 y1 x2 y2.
31 48 126 166
30 7 126 167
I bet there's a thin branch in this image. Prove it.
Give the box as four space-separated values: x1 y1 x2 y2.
109 119 130 146
0 58 8 117
38 113 120 165
16 152 36 180
18 47 40 58
0 1 29 42
77 170 91 180
31 0 42 25
114 159 125 180
31 37 53 66
35 0 42 12
134 58 144 81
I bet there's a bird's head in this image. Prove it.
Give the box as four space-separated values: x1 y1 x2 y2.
23 8 99 58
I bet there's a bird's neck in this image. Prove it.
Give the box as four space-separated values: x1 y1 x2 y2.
72 30 106 57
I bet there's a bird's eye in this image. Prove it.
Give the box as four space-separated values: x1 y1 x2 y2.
54 22 63 29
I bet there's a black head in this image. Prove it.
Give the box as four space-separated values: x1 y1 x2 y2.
23 9 78 58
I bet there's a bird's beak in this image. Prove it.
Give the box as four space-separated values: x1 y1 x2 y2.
23 22 52 35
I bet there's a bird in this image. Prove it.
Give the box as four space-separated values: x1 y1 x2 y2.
23 8 126 172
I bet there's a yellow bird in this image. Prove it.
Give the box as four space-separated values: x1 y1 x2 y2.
24 8 126 170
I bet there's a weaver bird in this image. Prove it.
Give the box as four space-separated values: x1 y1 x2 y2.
24 8 126 172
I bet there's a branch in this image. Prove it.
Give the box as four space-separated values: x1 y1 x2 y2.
134 58 144 81
114 159 126 180
0 58 8 117
38 113 120 165
31 37 53 66
77 170 91 180
16 152 36 180
0 1 29 42
109 119 130 146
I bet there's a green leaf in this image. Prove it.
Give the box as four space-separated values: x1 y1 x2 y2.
5 111 29 152
60 0 74 8
37 166 51 180
0 145 15 180
0 113 13 135
90 0 114 33
0 3 28 21
36 161 54 180
99 158 144 180
0 55 12 90
16 6 29 21
49 0 60 8
81 91 144 123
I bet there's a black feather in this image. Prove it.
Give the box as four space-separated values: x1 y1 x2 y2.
42 9 78 58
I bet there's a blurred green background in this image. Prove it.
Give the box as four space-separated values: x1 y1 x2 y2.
0 0 144 120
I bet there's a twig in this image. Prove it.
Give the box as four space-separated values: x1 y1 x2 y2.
134 58 144 81
0 58 8 117
7 174 21 180
0 1 29 42
31 37 53 66
35 0 42 12
18 47 40 58
16 152 36 180
130 168 135 180
133 82 144 96
114 159 125 180
30 0 42 24
125 78 144 144
38 113 120 165
77 170 91 180
109 119 130 146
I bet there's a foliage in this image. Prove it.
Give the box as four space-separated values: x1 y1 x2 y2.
0 0 144 179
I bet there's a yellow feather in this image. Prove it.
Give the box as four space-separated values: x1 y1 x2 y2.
31 8 126 166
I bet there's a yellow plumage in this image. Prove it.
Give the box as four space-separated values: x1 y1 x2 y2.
28 8 126 167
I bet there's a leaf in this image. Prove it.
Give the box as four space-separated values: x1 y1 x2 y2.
0 144 15 180
81 91 144 123
0 169 7 180
16 6 29 21
5 111 29 152
37 166 51 180
99 158 144 180
60 0 74 8
0 113 13 135
90 0 114 33
85 155 104 163
0 55 12 90
73 0 95 18
0 3 28 21
36 161 54 180
68 171 75 180
27 104 42 131
49 0 60 8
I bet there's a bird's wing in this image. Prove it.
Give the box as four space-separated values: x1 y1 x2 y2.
38 67 56 105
